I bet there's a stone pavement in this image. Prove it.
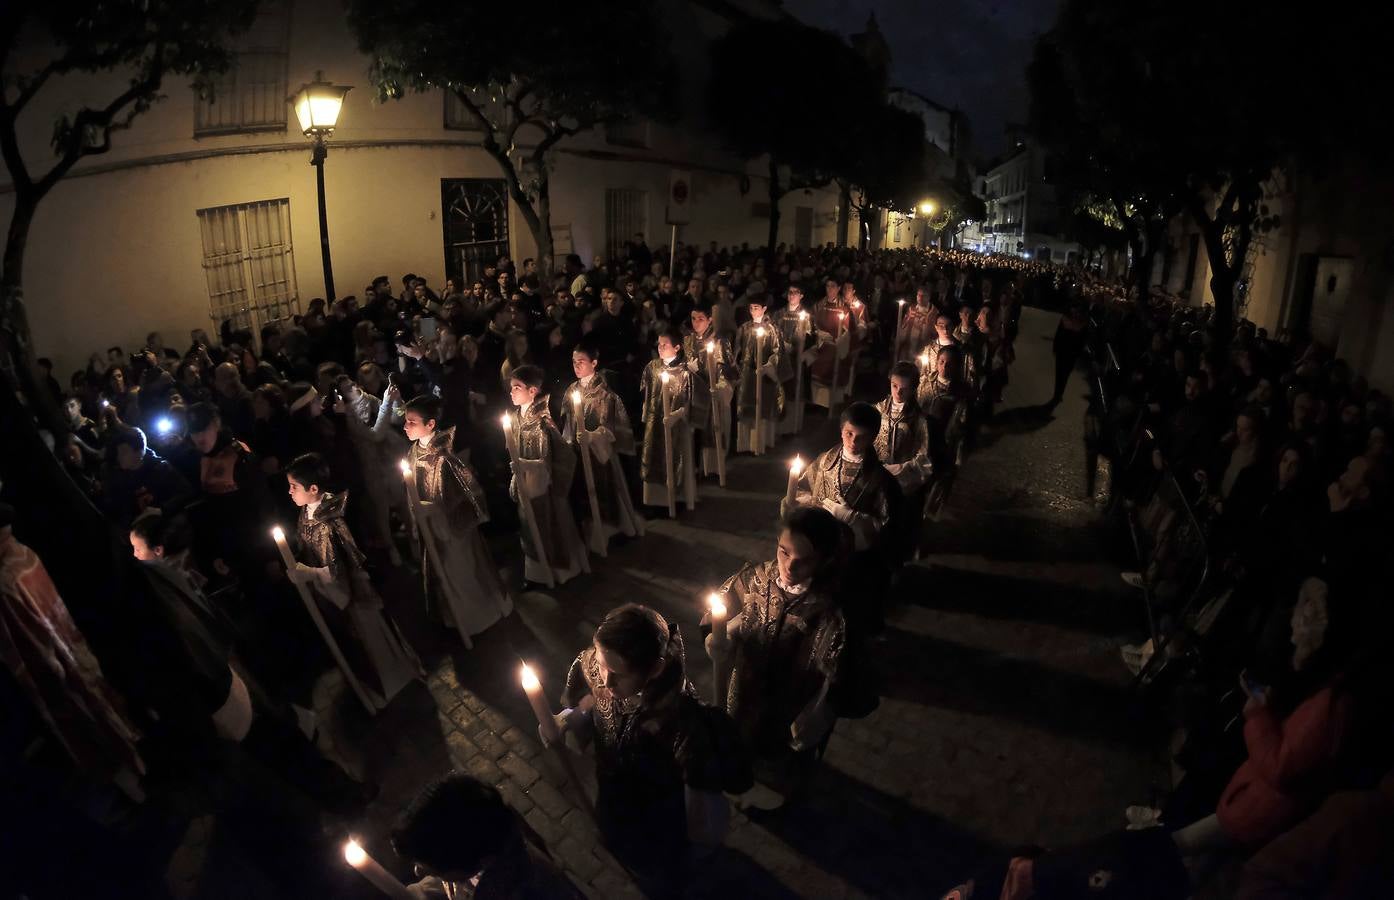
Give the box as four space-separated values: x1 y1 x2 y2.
195 306 1169 898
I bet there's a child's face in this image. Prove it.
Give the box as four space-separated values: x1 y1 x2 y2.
890 375 914 405
841 422 874 458
129 532 159 562
287 475 319 508
510 379 537 408
402 412 434 442
573 351 598 379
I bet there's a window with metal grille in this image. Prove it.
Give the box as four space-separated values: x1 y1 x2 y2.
444 89 510 132
605 189 647 262
197 199 300 343
194 1 290 135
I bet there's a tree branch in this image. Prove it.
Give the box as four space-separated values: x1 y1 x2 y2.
34 48 166 197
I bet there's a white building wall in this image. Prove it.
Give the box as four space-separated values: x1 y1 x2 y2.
1 0 838 376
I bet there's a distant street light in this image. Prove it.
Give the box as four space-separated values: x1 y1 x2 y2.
920 200 936 216
289 72 352 301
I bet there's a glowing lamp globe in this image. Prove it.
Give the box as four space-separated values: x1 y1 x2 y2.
290 72 351 138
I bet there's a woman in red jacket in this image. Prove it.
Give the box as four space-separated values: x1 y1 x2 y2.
1171 577 1354 882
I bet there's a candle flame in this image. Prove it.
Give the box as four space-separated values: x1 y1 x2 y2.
798 311 808 320
755 326 766 337
705 340 716 352
918 353 930 367
898 298 906 305
520 663 540 692
398 458 410 476
343 839 367 867
660 371 671 384
838 311 846 320
501 412 511 429
570 389 582 405
708 592 726 618
271 525 285 542
790 454 804 475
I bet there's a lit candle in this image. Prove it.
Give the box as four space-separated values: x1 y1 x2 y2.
829 313 847 418
659 370 676 517
753 326 766 455
708 592 728 657
703 340 727 487
520 663 561 745
569 388 584 440
708 592 729 706
571 388 605 556
918 352 930 369
343 839 413 900
895 298 906 356
794 311 809 432
270 525 295 571
785 455 804 509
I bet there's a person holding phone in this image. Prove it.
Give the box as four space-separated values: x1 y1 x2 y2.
1167 578 1354 889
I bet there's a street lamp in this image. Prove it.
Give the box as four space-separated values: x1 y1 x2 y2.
289 71 351 301
920 201 936 216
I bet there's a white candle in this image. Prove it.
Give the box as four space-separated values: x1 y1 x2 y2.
754 326 766 454
343 839 413 900
708 592 729 705
895 298 906 356
520 663 560 744
785 455 804 508
708 592 728 657
270 525 295 570
659 370 676 517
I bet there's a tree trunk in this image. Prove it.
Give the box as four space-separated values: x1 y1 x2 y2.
1203 220 1240 338
836 181 851 248
3 189 36 291
766 156 782 268
534 171 556 279
503 168 551 280
868 207 884 250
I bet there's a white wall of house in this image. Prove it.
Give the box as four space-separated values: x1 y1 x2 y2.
1160 163 1394 394
1 0 838 376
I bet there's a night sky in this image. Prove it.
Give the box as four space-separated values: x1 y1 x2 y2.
784 0 1060 162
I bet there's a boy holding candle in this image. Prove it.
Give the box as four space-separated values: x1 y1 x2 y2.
782 401 893 554
782 401 895 635
403 395 512 645
876 362 934 562
810 280 867 411
505 365 589 586
682 299 735 478
706 507 849 809
734 290 787 454
555 604 752 898
774 284 816 436
560 337 644 548
640 326 698 512
877 362 933 490
284 453 422 709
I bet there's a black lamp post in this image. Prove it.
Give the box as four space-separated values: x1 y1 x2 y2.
289 71 351 301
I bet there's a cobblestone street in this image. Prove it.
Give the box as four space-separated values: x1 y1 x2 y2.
196 306 1169 899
